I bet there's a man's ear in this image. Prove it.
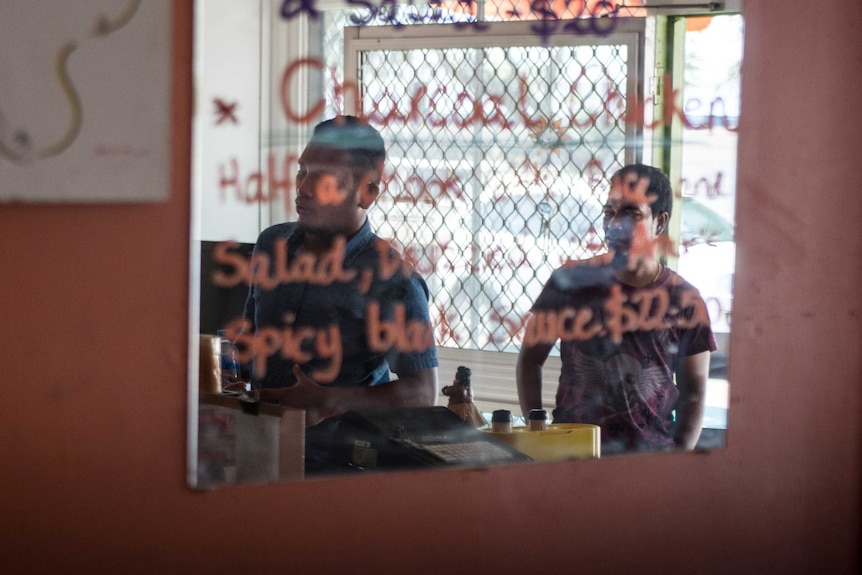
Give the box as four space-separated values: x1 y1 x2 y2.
358 180 380 209
655 211 669 235
357 163 383 209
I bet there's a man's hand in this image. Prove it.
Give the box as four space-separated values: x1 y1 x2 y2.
221 378 248 393
253 366 437 427
673 351 710 450
256 364 336 426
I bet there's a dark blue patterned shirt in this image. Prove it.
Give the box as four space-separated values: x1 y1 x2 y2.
243 218 438 389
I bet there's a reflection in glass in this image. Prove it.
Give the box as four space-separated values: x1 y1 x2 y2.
190 2 741 487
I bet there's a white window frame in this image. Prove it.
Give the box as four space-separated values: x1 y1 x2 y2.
341 18 648 413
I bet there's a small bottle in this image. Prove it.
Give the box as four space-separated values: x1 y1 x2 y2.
529 409 549 431
456 366 471 390
217 329 239 390
491 409 513 433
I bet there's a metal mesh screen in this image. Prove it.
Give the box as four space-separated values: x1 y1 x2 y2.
321 7 633 353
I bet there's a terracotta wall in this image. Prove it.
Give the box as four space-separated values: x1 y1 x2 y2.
1 1 859 573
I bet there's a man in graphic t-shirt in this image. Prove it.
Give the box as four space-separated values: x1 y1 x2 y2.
516 164 716 454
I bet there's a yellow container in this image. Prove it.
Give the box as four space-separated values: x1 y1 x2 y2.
484 423 601 461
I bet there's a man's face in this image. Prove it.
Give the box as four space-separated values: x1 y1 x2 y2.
294 144 364 235
602 172 663 269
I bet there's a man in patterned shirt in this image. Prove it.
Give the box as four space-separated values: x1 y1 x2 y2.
516 164 716 454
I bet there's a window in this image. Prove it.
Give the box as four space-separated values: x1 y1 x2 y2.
262 2 737 419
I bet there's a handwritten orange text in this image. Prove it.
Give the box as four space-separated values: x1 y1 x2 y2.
366 301 435 353
211 237 356 289
281 58 736 134
222 318 342 383
218 153 298 212
523 283 710 347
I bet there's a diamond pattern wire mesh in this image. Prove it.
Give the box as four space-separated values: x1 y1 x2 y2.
321 5 631 353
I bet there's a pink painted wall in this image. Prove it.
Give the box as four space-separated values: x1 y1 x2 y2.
1 1 859 572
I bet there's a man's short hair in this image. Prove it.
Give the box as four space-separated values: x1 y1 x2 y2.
613 164 673 219
309 116 386 178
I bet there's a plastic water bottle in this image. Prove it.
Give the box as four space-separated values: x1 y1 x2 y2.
217 329 239 389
